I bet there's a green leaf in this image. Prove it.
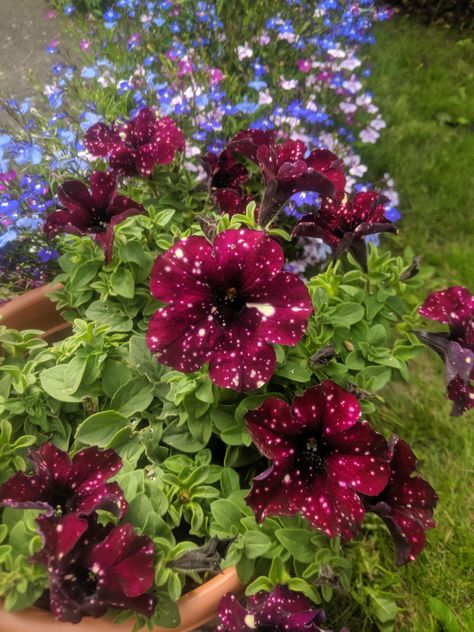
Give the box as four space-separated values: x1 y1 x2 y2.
110 268 135 299
428 597 461 632
275 361 312 382
328 303 365 327
110 377 154 416
162 419 208 452
85 300 133 331
367 324 387 346
40 365 84 402
275 529 315 563
211 499 243 532
76 410 128 447
220 468 240 497
102 360 133 399
126 493 154 529
369 594 398 624
154 590 180 628
243 529 272 559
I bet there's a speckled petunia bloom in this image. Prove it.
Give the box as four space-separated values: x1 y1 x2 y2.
146 228 313 392
0 443 126 519
203 150 254 215
227 129 345 225
293 191 397 271
216 585 347 632
44 170 145 262
33 515 156 623
245 381 390 538
363 435 438 564
417 286 474 415
84 107 185 176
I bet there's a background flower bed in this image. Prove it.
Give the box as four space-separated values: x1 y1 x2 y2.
0 0 398 298
0 3 472 632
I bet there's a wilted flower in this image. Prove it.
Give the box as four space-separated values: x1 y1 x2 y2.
245 381 390 538
227 129 345 225
33 515 156 623
44 170 145 262
84 107 185 176
0 443 126 518
216 585 345 632
417 286 474 415
203 150 253 215
363 436 437 564
293 191 396 270
147 228 313 392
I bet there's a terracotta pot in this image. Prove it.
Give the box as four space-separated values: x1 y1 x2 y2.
0 283 71 341
0 567 242 632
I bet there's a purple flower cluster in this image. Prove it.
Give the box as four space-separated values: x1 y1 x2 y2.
0 443 156 623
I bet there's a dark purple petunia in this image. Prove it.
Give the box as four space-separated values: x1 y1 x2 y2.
33 514 156 623
216 585 346 632
84 107 185 176
417 286 474 415
227 129 345 226
44 170 145 262
0 443 126 519
146 228 313 392
245 381 390 538
203 150 254 216
363 435 438 564
293 191 397 271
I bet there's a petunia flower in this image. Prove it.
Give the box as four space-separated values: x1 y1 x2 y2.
416 286 474 415
33 514 156 623
0 443 126 519
203 150 254 215
292 191 397 271
245 381 390 538
44 170 145 262
146 228 313 392
216 585 347 632
227 129 345 225
84 107 185 176
363 435 438 564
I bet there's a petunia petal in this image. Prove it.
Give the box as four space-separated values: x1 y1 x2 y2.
149 235 216 304
245 462 294 522
419 286 474 330
84 122 114 157
147 302 220 372
57 180 93 215
0 471 52 513
247 271 313 346
210 319 276 391
245 397 296 460
75 482 127 519
319 380 362 436
89 170 117 210
217 593 248 632
109 143 137 176
132 107 156 145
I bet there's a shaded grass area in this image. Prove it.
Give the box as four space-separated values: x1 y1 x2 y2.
361 16 474 285
357 16 474 631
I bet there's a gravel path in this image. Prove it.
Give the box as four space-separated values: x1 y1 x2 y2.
0 0 56 102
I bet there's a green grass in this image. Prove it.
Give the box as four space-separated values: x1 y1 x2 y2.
358 16 474 631
361 16 474 285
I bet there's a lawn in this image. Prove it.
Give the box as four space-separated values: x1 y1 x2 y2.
358 15 474 631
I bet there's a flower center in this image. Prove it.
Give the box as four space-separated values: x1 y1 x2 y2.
296 435 325 478
213 286 246 326
62 565 98 599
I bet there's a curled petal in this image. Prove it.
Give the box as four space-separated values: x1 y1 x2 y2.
245 463 293 522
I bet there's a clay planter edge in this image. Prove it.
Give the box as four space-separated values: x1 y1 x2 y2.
0 287 243 630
